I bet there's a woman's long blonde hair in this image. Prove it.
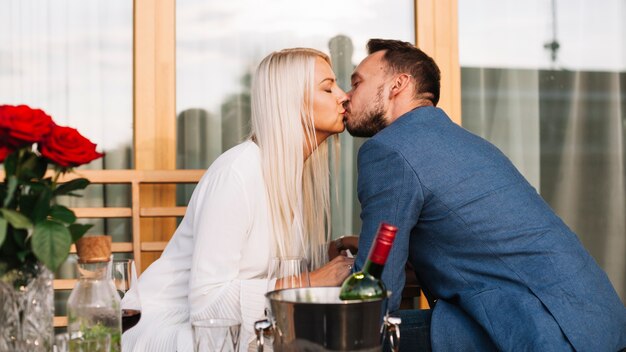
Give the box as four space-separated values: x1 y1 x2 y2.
250 48 336 270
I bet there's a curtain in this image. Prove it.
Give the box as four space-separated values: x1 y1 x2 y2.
462 67 626 302
462 68 541 189
539 70 626 299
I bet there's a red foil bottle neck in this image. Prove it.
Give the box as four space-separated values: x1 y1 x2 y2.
368 223 398 265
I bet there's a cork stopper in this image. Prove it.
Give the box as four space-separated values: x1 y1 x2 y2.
76 235 111 263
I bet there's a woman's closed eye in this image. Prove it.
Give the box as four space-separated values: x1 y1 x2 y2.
323 83 335 93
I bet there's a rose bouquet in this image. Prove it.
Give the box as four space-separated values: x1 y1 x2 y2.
0 104 104 275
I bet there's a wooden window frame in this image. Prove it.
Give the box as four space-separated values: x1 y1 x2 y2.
132 0 459 309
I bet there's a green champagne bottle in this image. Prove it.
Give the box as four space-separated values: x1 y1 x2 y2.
339 222 398 300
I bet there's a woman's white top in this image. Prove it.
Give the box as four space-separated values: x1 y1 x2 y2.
122 141 274 351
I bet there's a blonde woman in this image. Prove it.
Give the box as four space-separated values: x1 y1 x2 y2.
121 48 354 351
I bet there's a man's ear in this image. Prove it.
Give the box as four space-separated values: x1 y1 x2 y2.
389 73 412 98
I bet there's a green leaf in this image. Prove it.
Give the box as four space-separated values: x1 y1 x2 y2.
11 227 28 249
0 217 7 248
20 155 47 180
16 250 29 263
17 194 36 218
54 178 90 196
31 220 72 272
16 150 40 181
32 188 52 223
3 151 18 177
65 192 84 198
0 227 23 268
3 176 18 208
32 156 48 179
68 223 93 243
0 209 33 229
50 205 77 224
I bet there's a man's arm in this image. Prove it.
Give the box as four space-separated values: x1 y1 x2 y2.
355 139 424 312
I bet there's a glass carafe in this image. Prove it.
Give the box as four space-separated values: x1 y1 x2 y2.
67 261 121 352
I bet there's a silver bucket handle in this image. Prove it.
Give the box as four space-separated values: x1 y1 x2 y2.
254 318 273 352
382 315 401 352
256 312 400 352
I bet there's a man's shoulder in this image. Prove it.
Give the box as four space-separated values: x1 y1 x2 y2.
359 135 398 160
360 107 447 151
377 107 454 139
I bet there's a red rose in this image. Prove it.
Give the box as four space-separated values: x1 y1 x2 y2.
39 125 104 167
0 105 54 145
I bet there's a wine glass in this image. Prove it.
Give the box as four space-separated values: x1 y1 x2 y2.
192 318 240 352
267 256 310 291
111 259 142 332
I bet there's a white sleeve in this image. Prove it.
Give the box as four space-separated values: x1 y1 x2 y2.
187 166 270 350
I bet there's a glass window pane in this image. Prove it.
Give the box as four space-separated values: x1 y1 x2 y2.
459 0 626 300
176 0 414 236
1 0 134 321
0 0 133 169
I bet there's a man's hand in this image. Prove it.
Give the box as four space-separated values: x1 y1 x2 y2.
328 235 359 260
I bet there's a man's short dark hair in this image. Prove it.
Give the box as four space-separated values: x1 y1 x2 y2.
367 38 441 106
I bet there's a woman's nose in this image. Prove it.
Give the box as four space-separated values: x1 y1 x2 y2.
337 92 349 105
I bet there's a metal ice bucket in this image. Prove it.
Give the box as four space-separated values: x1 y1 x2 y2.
254 287 400 352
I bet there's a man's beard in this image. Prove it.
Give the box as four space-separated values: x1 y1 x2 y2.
346 85 388 138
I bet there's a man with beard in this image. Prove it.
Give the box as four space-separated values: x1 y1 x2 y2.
344 38 626 351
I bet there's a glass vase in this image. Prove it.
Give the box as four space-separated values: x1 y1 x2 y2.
0 263 54 352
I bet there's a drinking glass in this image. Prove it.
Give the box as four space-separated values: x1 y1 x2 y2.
111 259 136 298
53 333 69 352
111 259 141 332
267 256 310 291
192 318 240 352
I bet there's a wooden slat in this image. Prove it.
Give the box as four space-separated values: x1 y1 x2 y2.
56 170 141 184
54 279 76 290
141 241 168 252
54 316 68 328
111 242 134 253
72 207 132 218
131 180 142 275
69 242 133 254
140 206 187 217
136 170 205 183
0 169 205 184
70 169 204 184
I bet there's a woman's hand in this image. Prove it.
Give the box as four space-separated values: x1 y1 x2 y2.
309 254 355 287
